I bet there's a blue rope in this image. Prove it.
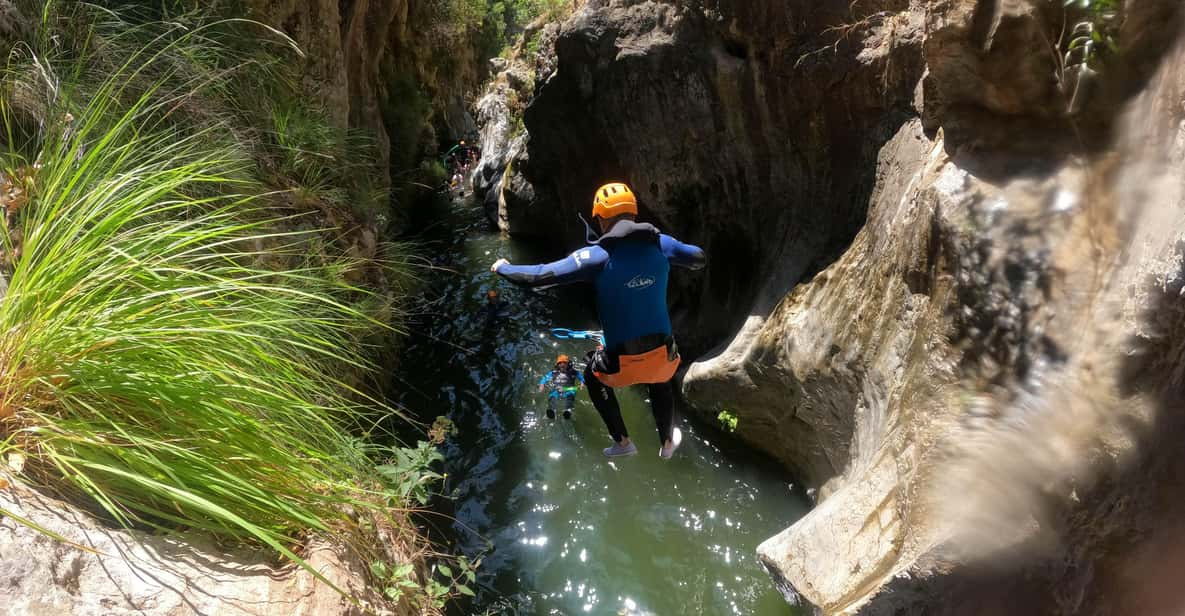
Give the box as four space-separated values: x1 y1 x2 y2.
550 328 604 343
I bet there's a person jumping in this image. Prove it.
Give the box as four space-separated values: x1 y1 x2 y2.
491 182 705 458
538 354 583 420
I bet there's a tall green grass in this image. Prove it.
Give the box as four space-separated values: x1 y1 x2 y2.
0 1 417 582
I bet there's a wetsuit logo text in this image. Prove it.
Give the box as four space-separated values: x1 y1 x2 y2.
626 275 656 290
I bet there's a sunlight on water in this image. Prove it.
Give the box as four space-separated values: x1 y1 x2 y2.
397 199 809 615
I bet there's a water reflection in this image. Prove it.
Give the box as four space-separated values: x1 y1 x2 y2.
397 199 809 615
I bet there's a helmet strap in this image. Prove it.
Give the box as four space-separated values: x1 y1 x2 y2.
578 213 602 243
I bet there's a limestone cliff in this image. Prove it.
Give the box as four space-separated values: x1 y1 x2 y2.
471 16 564 227
244 0 482 191
503 0 1185 613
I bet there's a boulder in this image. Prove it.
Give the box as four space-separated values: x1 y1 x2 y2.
0 479 418 615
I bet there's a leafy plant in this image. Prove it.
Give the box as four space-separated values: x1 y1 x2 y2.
370 554 480 607
370 559 420 602
718 410 739 433
377 441 446 506
430 556 479 606
1061 0 1121 69
1056 0 1124 114
506 0 570 24
427 415 458 443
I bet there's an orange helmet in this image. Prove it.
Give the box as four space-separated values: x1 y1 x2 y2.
556 354 570 365
592 182 638 220
487 289 498 299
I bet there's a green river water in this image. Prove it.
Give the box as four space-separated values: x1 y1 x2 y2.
396 197 809 615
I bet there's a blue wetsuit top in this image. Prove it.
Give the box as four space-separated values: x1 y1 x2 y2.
539 368 584 397
495 221 706 351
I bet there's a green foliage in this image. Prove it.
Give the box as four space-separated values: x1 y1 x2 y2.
263 97 388 221
376 441 446 506
370 551 479 607
525 29 543 56
428 0 568 62
510 112 527 138
1060 0 1123 70
434 0 493 31
370 559 420 602
268 101 349 205
717 410 739 433
383 72 433 175
420 159 449 189
429 555 480 607
507 0 569 23
0 2 432 604
423 0 506 64
1056 0 1123 114
1 5 380 540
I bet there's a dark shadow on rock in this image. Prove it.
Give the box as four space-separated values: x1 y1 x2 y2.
518 1 926 359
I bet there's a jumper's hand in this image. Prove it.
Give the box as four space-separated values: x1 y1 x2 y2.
538 384 545 393
491 258 509 273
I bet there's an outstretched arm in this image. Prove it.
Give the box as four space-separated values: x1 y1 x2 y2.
491 247 608 288
660 234 706 270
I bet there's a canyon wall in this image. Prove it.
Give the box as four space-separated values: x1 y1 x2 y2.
498 0 1185 612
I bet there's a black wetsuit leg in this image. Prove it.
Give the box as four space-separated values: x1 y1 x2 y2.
584 363 629 443
647 380 674 444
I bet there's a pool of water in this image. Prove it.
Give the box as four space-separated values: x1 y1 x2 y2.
395 197 809 615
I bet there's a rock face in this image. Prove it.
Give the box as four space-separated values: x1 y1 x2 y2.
514 0 1185 613
244 0 482 183
518 0 925 356
472 22 561 224
1 478 422 615
472 73 521 203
